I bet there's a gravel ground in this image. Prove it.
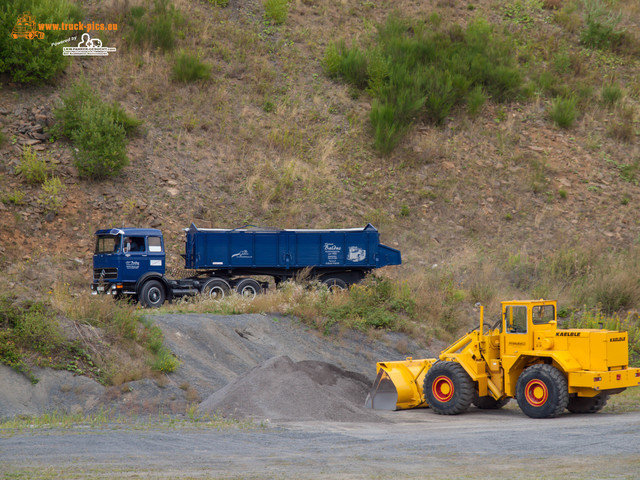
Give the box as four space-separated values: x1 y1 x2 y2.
2 410 640 479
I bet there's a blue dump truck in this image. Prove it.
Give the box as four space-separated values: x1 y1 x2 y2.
92 223 401 307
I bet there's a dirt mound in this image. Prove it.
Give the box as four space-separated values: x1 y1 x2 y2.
198 355 384 423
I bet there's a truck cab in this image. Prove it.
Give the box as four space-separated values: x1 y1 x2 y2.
92 228 165 297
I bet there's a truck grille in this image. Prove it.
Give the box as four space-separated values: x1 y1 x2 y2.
93 268 118 280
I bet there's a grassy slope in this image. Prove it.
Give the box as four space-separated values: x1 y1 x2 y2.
1 0 640 348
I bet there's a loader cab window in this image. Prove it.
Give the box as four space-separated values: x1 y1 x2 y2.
505 305 527 334
532 305 555 325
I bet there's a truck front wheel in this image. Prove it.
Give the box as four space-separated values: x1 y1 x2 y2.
140 280 166 308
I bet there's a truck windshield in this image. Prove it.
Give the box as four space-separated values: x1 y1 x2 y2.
95 235 121 254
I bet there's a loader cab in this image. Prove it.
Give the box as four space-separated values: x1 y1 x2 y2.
501 300 557 356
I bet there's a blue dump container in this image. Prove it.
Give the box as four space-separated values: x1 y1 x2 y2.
185 223 401 273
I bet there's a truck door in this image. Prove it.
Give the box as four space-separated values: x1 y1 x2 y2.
147 235 166 275
119 235 149 282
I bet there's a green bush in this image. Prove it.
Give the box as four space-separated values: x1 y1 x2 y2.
72 103 128 178
326 276 415 331
172 52 212 82
54 81 139 179
16 146 51 184
601 83 623 106
127 0 183 51
264 0 289 25
38 176 65 213
0 0 83 83
580 0 625 51
325 16 522 153
549 96 577 128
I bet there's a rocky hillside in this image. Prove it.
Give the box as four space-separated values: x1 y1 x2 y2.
2 0 640 320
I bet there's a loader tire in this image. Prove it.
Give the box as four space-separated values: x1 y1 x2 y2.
473 394 510 410
516 364 569 418
567 393 609 414
423 361 474 415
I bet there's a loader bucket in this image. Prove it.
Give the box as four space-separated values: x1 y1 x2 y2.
364 358 435 411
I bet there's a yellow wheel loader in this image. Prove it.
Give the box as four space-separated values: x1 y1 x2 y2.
365 300 640 418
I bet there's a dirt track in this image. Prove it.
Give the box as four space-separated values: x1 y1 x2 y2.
3 409 640 479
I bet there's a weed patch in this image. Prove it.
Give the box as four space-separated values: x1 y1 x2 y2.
325 16 522 153
54 80 140 179
16 147 51 184
549 96 578 128
126 0 183 51
172 52 212 83
264 0 289 25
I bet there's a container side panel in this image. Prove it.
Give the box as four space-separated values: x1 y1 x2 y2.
230 233 254 266
296 233 321 266
200 232 229 267
254 233 279 266
321 233 345 266
343 233 370 266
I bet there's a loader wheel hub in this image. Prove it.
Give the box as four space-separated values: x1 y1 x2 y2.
524 379 548 407
433 376 455 402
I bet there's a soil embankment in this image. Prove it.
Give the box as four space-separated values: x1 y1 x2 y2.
0 314 432 420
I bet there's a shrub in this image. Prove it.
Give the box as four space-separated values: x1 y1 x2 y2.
172 52 212 82
264 0 289 25
72 103 128 178
580 0 626 51
549 96 577 128
16 147 51 184
126 0 182 51
54 80 139 179
325 16 522 153
601 83 623 106
0 0 83 83
38 176 65 213
467 85 487 116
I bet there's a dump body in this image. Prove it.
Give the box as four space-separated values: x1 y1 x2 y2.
366 300 640 418
184 223 401 273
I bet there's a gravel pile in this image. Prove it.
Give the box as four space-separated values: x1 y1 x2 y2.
198 355 384 423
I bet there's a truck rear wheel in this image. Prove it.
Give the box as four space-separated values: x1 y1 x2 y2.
322 277 347 292
140 280 165 308
567 393 609 414
235 278 262 299
516 364 569 418
202 278 230 300
423 361 474 415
